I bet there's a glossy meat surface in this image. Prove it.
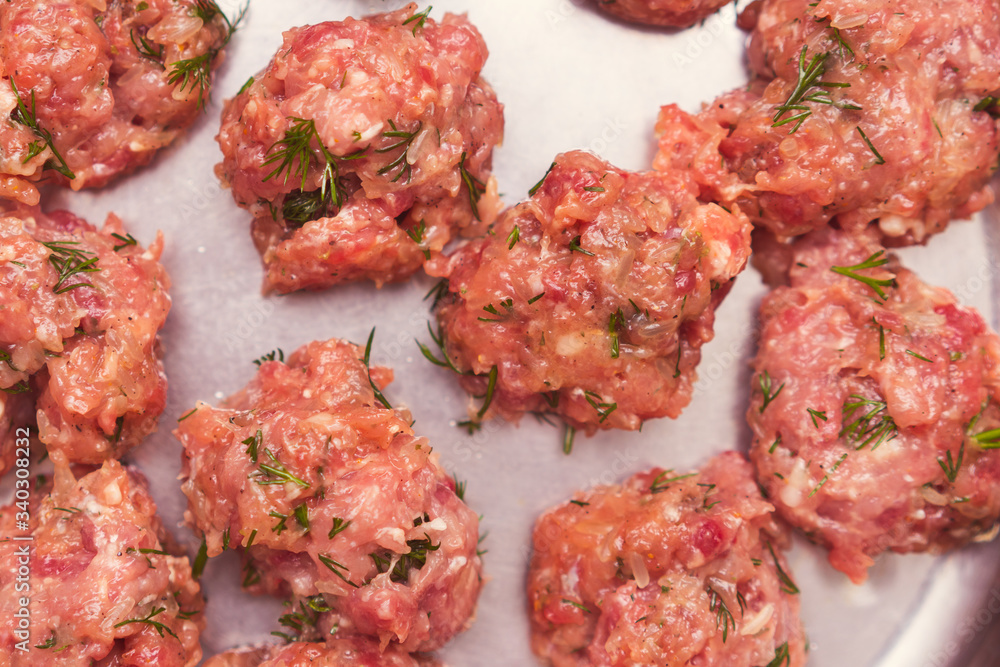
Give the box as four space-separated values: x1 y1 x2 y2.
203 638 440 667
749 228 1000 582
0 0 234 200
426 150 751 434
177 339 482 652
0 206 170 473
215 4 504 293
655 0 1000 242
528 452 806 667
591 0 730 27
0 461 204 667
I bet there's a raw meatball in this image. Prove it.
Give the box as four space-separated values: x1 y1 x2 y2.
215 3 504 293
0 206 170 474
748 227 1000 583
203 638 440 667
0 0 238 202
528 452 806 667
0 460 205 666
424 150 751 435
176 338 482 652
591 0 731 28
654 0 1000 243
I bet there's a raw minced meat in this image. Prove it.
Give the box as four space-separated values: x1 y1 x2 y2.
424 150 751 434
0 391 32 477
748 227 1000 583
0 460 204 667
176 338 482 653
590 0 731 27
203 638 440 667
654 0 1000 243
0 0 237 202
527 451 807 667
0 206 170 474
215 3 504 293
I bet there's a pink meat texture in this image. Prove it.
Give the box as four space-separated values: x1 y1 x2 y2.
591 0 731 28
0 205 170 474
654 0 1000 243
0 461 204 667
0 0 237 202
176 338 482 653
426 150 751 434
527 452 807 667
748 227 1000 583
215 3 504 293
203 638 441 667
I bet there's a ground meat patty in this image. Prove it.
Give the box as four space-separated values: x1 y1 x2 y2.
590 0 731 28
176 338 482 652
424 150 751 435
203 638 440 667
0 460 204 666
748 227 1000 583
528 451 806 667
215 3 504 293
0 206 170 474
0 0 236 202
654 0 1000 243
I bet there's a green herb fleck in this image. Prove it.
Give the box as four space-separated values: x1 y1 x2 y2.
328 517 351 539
830 251 895 301
113 606 177 639
757 370 785 413
650 469 696 494
856 126 886 164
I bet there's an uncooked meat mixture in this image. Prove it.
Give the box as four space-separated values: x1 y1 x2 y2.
203 638 440 667
0 461 204 667
215 3 504 293
0 206 170 475
528 452 807 667
176 338 482 653
655 0 1000 243
425 150 751 435
749 227 1000 583
591 0 731 28
0 0 238 202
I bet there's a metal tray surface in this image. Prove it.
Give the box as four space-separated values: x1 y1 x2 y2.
11 0 1000 665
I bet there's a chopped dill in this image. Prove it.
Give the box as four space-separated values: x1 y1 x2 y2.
459 151 486 220
328 517 351 539
856 126 886 165
757 370 785 413
376 119 422 183
529 162 556 196
830 251 895 301
10 79 75 179
772 47 858 133
114 606 177 639
402 5 432 35
650 469 696 494
41 241 100 294
840 395 897 450
362 328 392 409
167 1 247 108
938 442 964 483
